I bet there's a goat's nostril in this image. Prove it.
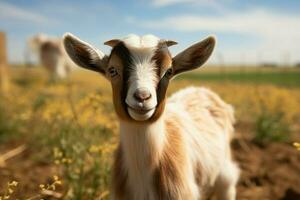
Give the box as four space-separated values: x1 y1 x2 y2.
133 88 151 102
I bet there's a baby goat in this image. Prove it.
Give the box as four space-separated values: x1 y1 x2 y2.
63 33 239 200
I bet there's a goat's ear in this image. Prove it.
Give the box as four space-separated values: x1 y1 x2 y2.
63 33 108 74
166 40 177 47
172 36 215 75
104 39 121 48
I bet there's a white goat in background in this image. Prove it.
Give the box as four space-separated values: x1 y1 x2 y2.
63 33 239 200
28 34 75 79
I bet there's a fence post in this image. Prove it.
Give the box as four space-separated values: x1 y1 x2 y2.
0 32 9 94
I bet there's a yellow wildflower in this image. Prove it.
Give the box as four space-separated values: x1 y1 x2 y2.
293 142 300 151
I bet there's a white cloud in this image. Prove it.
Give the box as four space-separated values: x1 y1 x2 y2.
152 0 226 12
152 0 219 7
140 9 300 36
0 2 55 24
132 9 300 64
153 0 196 7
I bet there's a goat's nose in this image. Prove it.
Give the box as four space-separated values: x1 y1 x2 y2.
133 88 151 102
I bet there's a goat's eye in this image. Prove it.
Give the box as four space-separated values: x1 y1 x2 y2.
165 68 173 78
108 67 118 77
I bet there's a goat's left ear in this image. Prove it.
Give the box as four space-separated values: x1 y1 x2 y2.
63 33 108 74
172 36 215 75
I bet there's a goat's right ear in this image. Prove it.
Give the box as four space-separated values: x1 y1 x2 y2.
172 36 215 76
63 33 108 74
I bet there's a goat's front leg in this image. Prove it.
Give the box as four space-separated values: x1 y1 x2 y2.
153 160 199 200
214 161 239 200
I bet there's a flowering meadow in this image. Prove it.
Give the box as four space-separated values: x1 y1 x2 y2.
0 67 300 199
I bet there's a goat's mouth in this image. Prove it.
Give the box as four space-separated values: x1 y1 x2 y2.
126 104 156 121
127 105 155 114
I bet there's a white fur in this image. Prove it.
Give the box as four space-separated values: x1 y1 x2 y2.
122 34 160 49
120 118 166 200
124 36 159 121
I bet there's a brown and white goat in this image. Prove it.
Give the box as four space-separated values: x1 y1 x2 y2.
29 34 75 79
63 33 239 200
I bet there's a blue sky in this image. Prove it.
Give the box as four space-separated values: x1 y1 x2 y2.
1 0 300 65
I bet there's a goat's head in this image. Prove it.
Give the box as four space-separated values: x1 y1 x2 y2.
63 33 215 122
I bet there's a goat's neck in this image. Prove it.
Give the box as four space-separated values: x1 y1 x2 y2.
119 116 166 170
119 117 166 200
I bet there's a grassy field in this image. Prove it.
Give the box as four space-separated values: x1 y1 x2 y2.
179 67 300 87
0 66 300 200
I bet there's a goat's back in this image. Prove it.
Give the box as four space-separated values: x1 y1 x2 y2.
168 87 235 139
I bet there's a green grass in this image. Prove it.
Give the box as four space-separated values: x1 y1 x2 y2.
11 65 300 87
254 111 291 144
178 69 300 87
0 100 22 143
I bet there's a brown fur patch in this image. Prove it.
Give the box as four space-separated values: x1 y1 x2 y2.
112 146 131 200
153 117 193 199
40 41 61 72
107 43 133 121
108 52 129 121
152 43 173 78
195 163 203 187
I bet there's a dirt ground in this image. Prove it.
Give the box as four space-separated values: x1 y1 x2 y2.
233 124 300 200
1 126 300 200
233 139 300 200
